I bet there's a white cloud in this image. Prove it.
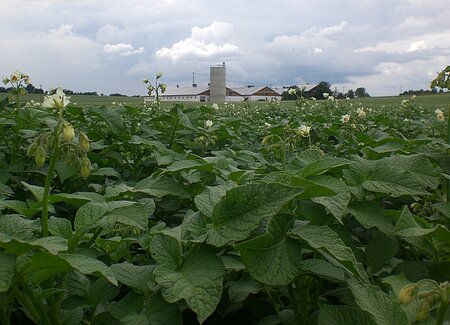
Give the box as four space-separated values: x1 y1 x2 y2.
104 43 145 56
155 21 240 61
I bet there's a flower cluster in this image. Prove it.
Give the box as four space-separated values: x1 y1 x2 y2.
2 70 30 96
294 124 311 137
42 87 71 111
356 107 366 118
435 108 445 122
341 114 351 124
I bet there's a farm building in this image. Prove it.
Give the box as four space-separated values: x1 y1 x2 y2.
144 62 282 103
144 85 282 103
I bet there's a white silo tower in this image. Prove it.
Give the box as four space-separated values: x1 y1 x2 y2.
210 62 226 102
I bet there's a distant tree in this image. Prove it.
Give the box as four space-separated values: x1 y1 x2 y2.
355 87 370 98
345 89 355 99
312 81 332 99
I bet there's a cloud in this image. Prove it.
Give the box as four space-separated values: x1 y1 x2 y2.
155 21 240 61
104 43 145 56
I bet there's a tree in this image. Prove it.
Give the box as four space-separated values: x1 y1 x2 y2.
355 87 370 98
345 89 355 99
312 81 332 99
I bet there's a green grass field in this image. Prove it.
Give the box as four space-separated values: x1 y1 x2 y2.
1 91 449 109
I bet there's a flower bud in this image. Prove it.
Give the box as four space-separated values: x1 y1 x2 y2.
62 122 75 142
35 146 46 167
160 83 167 93
418 290 440 306
156 72 163 79
2 77 9 85
80 157 91 178
399 284 418 305
415 300 430 322
26 142 38 158
79 132 89 151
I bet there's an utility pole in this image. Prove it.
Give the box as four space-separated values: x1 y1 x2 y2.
192 72 196 87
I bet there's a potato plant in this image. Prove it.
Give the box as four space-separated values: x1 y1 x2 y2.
0 74 449 325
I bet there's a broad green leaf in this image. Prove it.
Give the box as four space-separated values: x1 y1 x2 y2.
88 106 124 135
54 161 78 183
362 165 428 197
88 279 119 305
289 225 366 282
180 210 208 243
99 199 155 231
301 156 350 177
27 251 72 284
434 202 450 221
309 175 350 222
365 232 398 273
237 215 302 285
299 259 345 282
433 225 450 261
59 253 117 285
74 202 109 232
176 106 193 128
348 278 409 325
220 255 245 271
60 307 83 325
165 159 213 173
319 304 376 325
207 183 304 247
391 207 437 237
194 182 237 218
110 262 155 292
119 293 182 325
21 181 44 202
347 201 393 234
0 200 40 218
150 233 182 269
227 280 262 303
90 167 122 179
0 215 40 240
48 216 73 239
133 175 190 198
381 154 440 189
110 292 144 321
154 249 225 323
0 235 68 255
0 252 16 292
50 192 104 205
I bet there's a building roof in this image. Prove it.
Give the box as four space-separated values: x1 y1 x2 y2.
162 86 209 96
297 84 319 92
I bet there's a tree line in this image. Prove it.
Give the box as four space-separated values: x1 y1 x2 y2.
281 81 370 100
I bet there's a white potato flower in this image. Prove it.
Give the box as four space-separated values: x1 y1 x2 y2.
341 114 351 123
205 120 213 128
42 87 70 110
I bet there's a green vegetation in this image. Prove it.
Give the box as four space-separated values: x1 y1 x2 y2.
0 72 449 324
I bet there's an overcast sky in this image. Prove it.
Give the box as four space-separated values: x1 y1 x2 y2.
1 0 449 96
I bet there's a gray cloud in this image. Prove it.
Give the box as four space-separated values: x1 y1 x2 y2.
0 0 449 96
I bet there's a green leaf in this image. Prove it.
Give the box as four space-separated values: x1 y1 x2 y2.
0 252 16 292
133 175 190 198
289 225 366 282
59 253 117 285
150 233 182 269
391 207 437 237
237 215 302 285
0 215 40 240
21 181 44 202
0 235 68 255
207 183 304 247
347 201 393 234
365 232 398 273
74 202 109 232
110 262 155 293
348 278 409 325
154 249 225 323
0 200 40 218
54 161 79 183
100 199 155 231
90 167 122 179
165 159 213 173
299 259 345 282
194 182 237 218
88 106 124 135
180 210 208 243
48 217 73 239
50 192 104 205
227 280 261 303
27 251 72 284
176 106 193 128
319 304 376 325
301 156 350 177
309 175 350 223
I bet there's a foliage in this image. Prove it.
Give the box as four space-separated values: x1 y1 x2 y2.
0 75 449 324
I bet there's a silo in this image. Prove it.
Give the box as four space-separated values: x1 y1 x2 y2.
210 62 226 102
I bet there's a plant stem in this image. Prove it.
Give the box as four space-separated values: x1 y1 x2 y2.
0 298 10 325
41 120 63 237
287 283 301 324
436 301 448 325
168 117 179 149
86 227 102 249
264 287 280 318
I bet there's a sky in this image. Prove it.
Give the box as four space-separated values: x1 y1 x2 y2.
1 0 449 96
